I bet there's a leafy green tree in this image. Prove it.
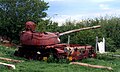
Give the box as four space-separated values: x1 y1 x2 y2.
100 17 120 49
0 0 49 43
36 19 59 32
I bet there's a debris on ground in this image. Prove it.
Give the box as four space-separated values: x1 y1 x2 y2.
0 57 24 63
70 62 113 70
0 62 15 69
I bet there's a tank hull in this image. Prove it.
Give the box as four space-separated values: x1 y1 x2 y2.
14 44 96 61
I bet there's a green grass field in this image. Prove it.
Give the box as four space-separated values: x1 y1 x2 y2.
0 45 120 72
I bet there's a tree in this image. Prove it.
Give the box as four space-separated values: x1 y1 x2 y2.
36 19 59 32
0 0 49 43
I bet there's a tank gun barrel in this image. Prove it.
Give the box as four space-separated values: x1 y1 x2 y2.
59 25 101 36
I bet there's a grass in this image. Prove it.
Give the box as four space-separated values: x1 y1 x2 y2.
0 45 120 72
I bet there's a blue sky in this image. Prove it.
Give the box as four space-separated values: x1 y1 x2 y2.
44 0 120 24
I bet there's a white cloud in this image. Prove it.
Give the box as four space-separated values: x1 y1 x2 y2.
44 0 120 26
99 4 110 10
51 9 120 25
91 0 114 3
44 0 64 2
45 0 114 2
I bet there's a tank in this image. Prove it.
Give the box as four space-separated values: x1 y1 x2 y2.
14 21 101 61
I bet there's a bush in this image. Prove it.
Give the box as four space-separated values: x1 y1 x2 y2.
96 53 115 61
105 38 116 52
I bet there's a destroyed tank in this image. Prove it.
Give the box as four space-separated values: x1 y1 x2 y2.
14 21 101 61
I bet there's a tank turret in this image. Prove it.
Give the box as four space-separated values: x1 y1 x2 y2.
20 21 101 46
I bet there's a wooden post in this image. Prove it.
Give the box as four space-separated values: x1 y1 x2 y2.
70 62 113 70
96 36 98 53
0 57 23 63
0 62 15 69
67 35 70 44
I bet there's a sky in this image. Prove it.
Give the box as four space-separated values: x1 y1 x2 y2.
44 0 120 24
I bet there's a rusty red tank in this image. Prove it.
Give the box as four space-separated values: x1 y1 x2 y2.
14 21 100 61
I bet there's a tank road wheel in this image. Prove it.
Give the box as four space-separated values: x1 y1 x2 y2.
14 47 26 57
14 46 37 60
50 49 58 59
45 48 59 62
14 51 19 56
